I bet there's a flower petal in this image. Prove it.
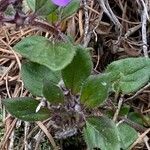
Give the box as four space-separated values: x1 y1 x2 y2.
51 0 71 7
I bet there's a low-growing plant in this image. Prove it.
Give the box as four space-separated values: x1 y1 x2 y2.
1 0 150 150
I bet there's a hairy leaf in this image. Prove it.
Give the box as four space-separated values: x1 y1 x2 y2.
14 36 76 71
2 97 51 121
106 57 150 94
43 80 64 104
84 116 120 150
21 61 60 96
62 47 93 93
118 123 138 149
61 0 80 19
46 11 59 23
27 0 57 15
80 74 109 108
26 0 35 11
128 112 150 127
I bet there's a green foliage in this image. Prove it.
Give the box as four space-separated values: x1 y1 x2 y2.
128 112 150 127
3 0 150 148
14 36 76 71
46 11 59 23
128 112 144 125
21 61 60 96
84 116 120 150
106 104 130 118
61 0 80 19
80 74 109 108
26 0 35 11
2 97 51 121
106 57 150 94
4 5 15 16
26 0 80 20
119 105 130 116
117 123 138 149
43 80 64 104
62 47 93 93
3 28 150 150
26 0 57 16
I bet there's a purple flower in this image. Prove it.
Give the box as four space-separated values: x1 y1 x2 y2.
51 0 71 7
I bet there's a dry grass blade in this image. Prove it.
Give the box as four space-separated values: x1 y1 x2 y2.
0 118 17 150
129 128 150 149
36 121 58 150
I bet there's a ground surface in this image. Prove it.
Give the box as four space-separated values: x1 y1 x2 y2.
0 0 150 149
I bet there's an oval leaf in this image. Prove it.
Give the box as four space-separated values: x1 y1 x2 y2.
106 57 150 94
46 11 59 23
27 0 57 16
2 97 51 121
21 61 61 96
26 0 35 11
14 36 76 71
84 116 120 150
62 47 93 93
43 80 64 104
80 74 109 108
61 0 80 20
128 112 150 127
35 0 57 16
117 123 138 149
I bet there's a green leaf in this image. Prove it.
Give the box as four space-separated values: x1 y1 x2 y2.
117 123 138 149
21 61 61 96
4 5 15 16
62 47 93 93
61 0 80 19
80 74 109 108
26 0 57 16
2 97 51 121
35 0 57 16
106 104 130 118
46 11 59 23
119 104 130 116
14 36 76 71
43 80 64 104
26 0 35 11
106 57 150 94
84 116 120 150
128 112 150 127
